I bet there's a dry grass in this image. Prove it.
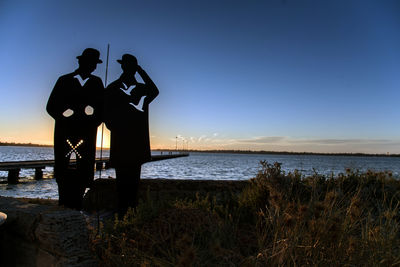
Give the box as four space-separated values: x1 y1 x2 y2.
90 162 400 266
18 197 58 206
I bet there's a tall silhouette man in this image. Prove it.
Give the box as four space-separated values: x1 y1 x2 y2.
47 48 104 209
104 54 159 217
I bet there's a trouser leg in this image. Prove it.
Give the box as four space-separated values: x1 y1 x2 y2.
54 145 70 207
115 165 141 217
69 181 86 210
54 134 96 210
55 154 93 210
57 177 66 207
57 169 86 210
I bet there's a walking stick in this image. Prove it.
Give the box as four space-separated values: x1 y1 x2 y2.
99 44 110 179
96 44 110 233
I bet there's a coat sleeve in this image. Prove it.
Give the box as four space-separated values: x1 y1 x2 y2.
46 76 67 121
136 67 159 111
103 84 116 130
90 77 105 126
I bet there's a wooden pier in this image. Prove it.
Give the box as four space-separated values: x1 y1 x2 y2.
0 153 189 184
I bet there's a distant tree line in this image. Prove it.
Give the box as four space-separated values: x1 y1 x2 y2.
1 142 398 157
155 149 400 157
0 142 52 147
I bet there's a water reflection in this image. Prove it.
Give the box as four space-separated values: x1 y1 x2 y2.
1 147 400 199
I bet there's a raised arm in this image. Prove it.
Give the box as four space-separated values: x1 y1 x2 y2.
137 66 159 109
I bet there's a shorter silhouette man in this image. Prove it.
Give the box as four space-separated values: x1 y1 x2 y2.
104 54 159 217
47 48 104 209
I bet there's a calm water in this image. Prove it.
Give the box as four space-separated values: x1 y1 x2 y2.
1 146 400 199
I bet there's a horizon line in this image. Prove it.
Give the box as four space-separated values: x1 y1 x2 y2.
0 142 398 157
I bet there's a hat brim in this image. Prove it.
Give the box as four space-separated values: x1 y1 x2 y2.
77 55 103 64
117 59 137 65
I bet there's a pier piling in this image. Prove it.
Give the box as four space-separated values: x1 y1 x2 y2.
0 153 189 184
8 169 20 184
95 162 103 170
105 161 111 169
35 168 44 180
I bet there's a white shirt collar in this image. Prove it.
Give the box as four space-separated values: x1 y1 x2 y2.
74 74 89 86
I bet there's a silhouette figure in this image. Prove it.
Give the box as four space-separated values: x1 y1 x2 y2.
47 48 104 209
104 54 159 217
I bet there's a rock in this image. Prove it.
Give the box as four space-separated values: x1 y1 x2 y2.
0 197 97 267
0 212 6 226
0 178 250 266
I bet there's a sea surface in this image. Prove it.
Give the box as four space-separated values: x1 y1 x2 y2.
1 146 400 199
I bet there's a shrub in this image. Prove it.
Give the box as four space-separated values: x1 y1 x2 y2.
90 162 400 266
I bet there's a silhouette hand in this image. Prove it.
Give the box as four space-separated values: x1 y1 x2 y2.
63 109 74 117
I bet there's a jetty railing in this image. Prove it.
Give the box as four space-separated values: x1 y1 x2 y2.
0 153 189 184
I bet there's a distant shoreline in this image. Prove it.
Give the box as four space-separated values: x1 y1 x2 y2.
155 149 400 158
0 142 53 148
1 142 399 157
0 142 111 150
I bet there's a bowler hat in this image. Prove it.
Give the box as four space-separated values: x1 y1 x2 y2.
117 54 137 65
76 48 102 63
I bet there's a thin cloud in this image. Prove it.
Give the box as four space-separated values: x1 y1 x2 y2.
238 136 287 144
235 136 398 146
177 135 400 153
198 135 207 142
290 139 396 145
169 134 183 142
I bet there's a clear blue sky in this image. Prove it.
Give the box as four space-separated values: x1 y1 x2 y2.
1 0 399 153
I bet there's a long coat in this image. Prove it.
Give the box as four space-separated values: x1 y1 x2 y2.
46 72 104 183
104 78 158 167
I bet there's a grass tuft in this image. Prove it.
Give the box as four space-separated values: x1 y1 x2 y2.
90 162 400 266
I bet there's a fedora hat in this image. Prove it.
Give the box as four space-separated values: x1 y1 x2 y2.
76 48 102 64
117 54 137 65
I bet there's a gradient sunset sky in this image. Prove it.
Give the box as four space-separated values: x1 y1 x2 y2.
1 0 399 153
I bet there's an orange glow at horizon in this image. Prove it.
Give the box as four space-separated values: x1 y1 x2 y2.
96 124 111 148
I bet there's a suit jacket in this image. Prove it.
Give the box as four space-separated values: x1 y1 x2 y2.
104 78 158 167
47 72 104 162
